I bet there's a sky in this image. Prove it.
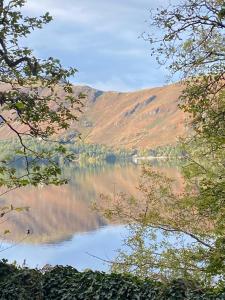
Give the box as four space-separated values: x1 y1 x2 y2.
23 0 170 92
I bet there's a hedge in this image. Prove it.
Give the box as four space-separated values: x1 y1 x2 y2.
0 261 224 299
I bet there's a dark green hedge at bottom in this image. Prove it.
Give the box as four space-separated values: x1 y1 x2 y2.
0 261 224 299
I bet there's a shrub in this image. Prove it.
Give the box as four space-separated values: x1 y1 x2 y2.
0 261 224 299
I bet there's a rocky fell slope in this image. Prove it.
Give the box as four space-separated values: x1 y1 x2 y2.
0 83 187 149
72 83 187 149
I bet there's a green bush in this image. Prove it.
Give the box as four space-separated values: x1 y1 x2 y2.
0 261 224 299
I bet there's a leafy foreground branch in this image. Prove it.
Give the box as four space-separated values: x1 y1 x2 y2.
95 0 223 289
0 261 224 299
97 167 224 287
0 0 84 190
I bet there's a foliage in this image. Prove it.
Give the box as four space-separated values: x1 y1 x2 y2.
146 0 225 281
146 0 225 78
98 167 224 286
0 0 84 190
98 0 225 287
0 138 135 171
0 261 224 299
136 144 185 159
0 137 184 172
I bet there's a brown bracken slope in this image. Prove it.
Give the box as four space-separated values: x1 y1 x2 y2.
0 83 187 149
72 82 187 149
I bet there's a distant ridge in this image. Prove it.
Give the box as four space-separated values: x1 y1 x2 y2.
73 82 187 149
0 83 187 149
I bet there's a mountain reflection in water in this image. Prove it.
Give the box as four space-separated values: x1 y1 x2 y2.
0 161 183 269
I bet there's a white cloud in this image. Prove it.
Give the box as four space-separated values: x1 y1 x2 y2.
23 0 161 34
22 0 152 54
21 0 171 91
86 77 134 92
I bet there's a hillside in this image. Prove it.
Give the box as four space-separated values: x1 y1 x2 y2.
0 83 187 149
71 83 187 149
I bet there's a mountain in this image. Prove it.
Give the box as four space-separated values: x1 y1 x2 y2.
71 83 187 149
0 83 187 149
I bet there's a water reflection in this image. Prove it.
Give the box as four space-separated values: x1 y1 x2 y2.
0 161 183 269
0 225 129 271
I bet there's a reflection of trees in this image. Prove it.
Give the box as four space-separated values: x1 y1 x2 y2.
1 163 182 244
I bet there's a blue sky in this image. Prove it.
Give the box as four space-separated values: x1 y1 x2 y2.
23 0 170 91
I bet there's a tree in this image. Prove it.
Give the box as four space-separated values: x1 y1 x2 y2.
98 0 225 287
146 0 225 280
98 167 221 284
0 0 84 193
0 0 84 242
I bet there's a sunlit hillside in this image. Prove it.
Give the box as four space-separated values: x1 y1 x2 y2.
0 83 187 149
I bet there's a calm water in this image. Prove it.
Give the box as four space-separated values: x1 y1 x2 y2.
0 162 182 271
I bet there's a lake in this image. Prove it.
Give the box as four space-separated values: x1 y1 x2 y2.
0 161 182 271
